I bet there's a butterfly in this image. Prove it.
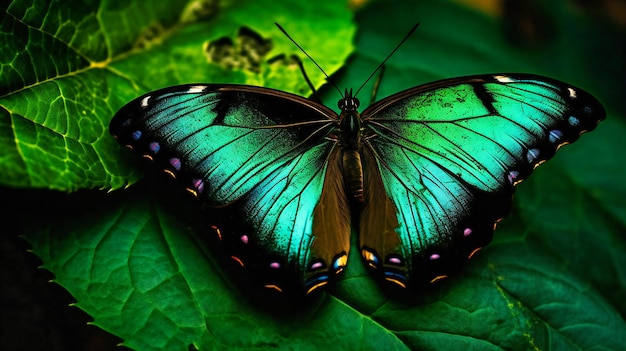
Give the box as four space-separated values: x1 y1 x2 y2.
110 74 604 296
110 28 605 296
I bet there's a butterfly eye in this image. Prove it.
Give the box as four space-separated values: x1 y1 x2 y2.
337 99 345 110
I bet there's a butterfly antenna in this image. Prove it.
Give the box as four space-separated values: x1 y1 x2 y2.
353 22 420 98
275 23 343 97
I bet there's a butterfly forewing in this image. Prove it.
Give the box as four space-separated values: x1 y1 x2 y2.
110 84 351 295
359 74 605 289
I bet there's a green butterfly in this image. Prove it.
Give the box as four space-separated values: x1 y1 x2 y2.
110 71 604 296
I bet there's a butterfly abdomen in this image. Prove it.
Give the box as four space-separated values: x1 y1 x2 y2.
342 149 364 202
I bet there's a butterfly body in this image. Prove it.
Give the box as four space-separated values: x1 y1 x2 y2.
336 91 366 202
110 74 604 296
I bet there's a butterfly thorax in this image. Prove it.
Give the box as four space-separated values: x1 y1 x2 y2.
338 93 365 202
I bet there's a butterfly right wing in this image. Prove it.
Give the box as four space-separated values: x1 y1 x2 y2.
110 85 351 295
357 74 604 290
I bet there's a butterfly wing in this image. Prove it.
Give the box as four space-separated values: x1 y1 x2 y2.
358 74 605 289
110 85 351 295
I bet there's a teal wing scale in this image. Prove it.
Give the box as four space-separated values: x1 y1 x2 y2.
110 85 351 295
358 74 605 289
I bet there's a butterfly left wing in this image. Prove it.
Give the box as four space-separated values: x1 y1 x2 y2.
110 85 351 295
358 74 605 289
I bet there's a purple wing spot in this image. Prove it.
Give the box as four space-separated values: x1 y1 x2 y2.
240 235 249 244
148 141 160 154
429 253 441 261
169 157 182 171
507 170 520 185
463 228 472 237
310 261 324 270
269 262 281 269
387 256 402 265
192 178 204 194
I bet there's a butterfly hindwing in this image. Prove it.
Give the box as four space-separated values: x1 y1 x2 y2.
110 85 351 295
205 142 350 295
359 74 605 289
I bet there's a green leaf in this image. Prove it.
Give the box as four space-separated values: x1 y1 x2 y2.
25 181 407 351
0 0 354 190
10 0 626 350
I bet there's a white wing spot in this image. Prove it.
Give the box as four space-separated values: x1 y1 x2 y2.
568 87 577 99
188 85 207 93
494 75 515 83
140 96 151 108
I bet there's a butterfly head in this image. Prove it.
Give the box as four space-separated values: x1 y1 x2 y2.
338 88 360 112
